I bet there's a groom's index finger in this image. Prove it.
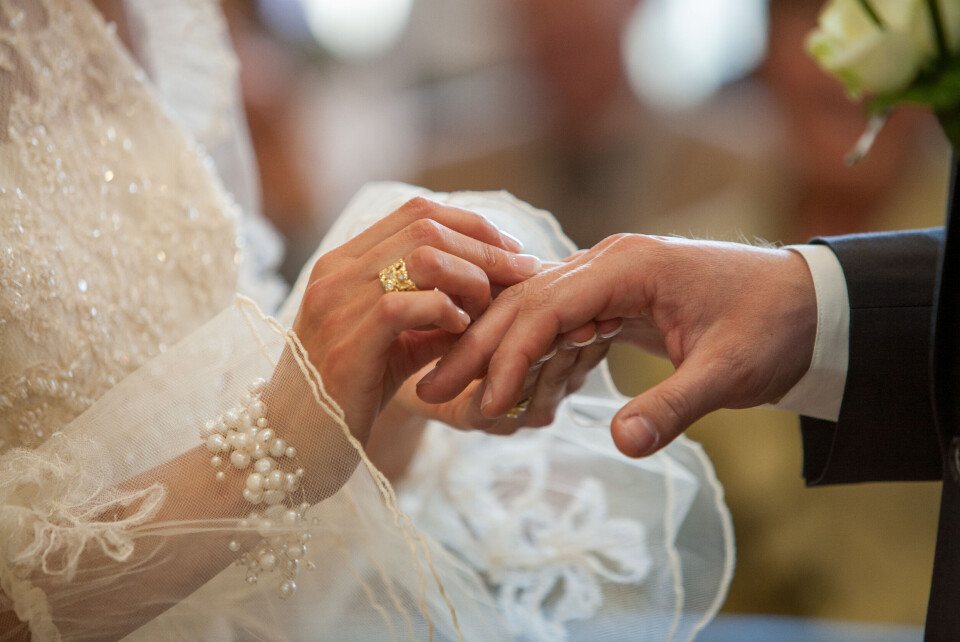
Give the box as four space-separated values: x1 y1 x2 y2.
415 293 521 403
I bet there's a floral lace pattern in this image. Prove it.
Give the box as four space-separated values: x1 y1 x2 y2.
400 421 653 641
0 0 239 450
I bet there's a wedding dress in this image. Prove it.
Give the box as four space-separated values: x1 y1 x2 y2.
0 1 733 640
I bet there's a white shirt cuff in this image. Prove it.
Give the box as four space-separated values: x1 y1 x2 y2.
768 244 849 422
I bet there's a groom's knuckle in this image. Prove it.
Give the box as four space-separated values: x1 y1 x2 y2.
657 387 692 428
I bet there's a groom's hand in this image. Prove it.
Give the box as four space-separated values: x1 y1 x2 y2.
417 233 819 457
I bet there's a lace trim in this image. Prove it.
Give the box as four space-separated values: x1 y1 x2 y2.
0 434 165 638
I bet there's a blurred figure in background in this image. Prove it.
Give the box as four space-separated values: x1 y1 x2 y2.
225 0 948 629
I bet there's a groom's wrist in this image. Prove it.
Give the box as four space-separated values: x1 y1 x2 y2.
768 244 850 422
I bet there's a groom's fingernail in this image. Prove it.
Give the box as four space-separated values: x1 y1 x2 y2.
622 415 659 457
501 231 524 252
512 254 542 277
480 385 495 413
417 365 439 387
599 325 623 340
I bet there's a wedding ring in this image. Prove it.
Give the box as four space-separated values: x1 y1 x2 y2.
378 259 419 293
506 397 532 419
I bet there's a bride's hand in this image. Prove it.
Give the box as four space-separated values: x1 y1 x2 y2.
291 197 541 444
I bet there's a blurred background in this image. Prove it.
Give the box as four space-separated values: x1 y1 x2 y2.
221 0 949 630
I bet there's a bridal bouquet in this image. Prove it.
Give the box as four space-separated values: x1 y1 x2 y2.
807 0 960 157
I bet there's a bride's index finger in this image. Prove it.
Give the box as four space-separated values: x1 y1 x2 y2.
340 196 524 257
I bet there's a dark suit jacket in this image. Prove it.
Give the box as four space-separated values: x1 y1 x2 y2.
799 167 959 640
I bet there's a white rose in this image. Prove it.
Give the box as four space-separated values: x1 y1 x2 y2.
807 0 958 97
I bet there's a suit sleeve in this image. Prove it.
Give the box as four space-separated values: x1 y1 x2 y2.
800 228 945 485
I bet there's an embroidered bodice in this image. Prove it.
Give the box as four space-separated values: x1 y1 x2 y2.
0 0 239 451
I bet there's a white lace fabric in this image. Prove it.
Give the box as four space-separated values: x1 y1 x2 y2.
0 1 733 640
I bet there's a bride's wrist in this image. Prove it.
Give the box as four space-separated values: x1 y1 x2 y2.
365 400 427 483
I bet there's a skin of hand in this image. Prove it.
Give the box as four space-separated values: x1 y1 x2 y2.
416 233 818 458
387 314 622 436
291 196 542 446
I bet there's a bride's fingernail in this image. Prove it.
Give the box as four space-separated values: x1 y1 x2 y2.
622 416 659 456
501 230 524 252
457 308 471 327
512 254 542 277
417 365 439 387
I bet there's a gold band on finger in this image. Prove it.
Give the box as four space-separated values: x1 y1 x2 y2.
506 397 532 419
379 259 419 293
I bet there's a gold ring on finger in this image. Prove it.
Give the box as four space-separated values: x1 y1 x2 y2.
378 259 419 293
506 396 532 419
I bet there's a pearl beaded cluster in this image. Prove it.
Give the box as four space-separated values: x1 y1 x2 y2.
201 378 304 506
230 504 315 600
201 377 313 599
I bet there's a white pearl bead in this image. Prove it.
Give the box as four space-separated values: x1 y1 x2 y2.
226 430 239 447
246 472 265 492
282 509 299 526
251 444 268 460
257 418 268 429
228 540 241 552
259 552 277 571
254 457 276 475
278 579 296 600
267 470 284 490
286 544 306 560
249 378 266 394
210 456 222 467
242 487 263 504
296 468 305 477
201 419 218 437
257 519 274 537
206 434 226 453
249 400 266 421
234 432 251 451
215 471 226 482
299 503 310 513
269 438 287 458
256 428 274 444
224 408 240 427
241 392 253 406
285 446 297 459
263 490 285 505
284 473 299 493
231 450 251 469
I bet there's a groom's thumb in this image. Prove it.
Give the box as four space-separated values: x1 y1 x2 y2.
611 361 724 458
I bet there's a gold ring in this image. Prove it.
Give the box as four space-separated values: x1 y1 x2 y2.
506 397 531 419
379 259 419 293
